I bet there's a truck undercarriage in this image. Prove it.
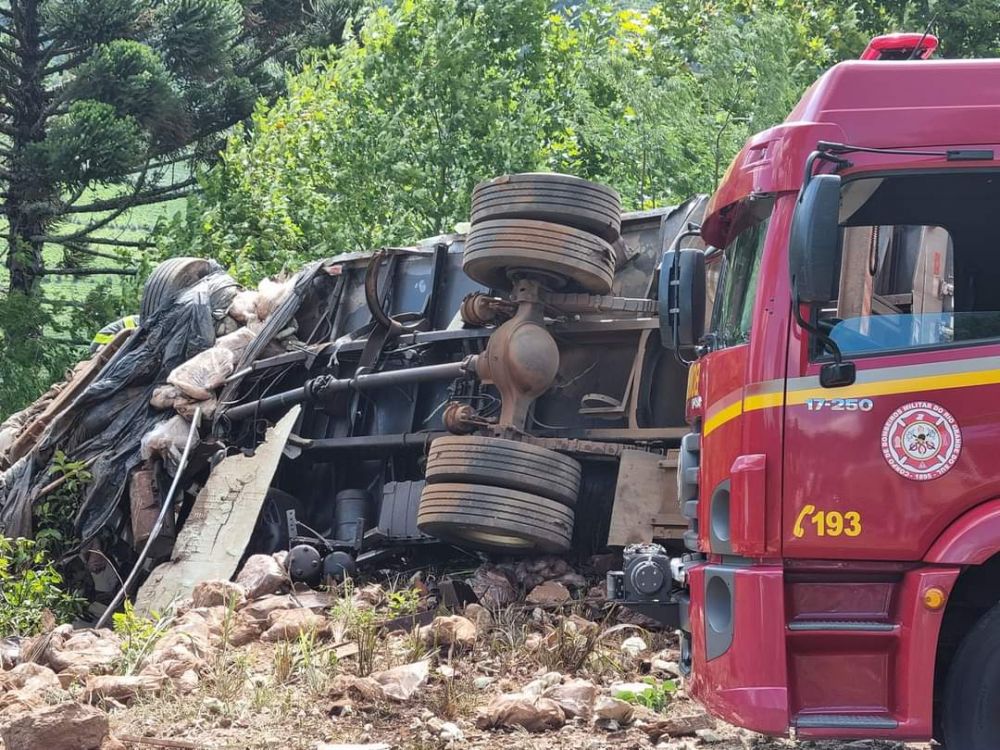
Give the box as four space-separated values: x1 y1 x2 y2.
0 174 706 619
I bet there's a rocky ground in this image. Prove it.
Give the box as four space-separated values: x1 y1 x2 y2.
0 554 931 750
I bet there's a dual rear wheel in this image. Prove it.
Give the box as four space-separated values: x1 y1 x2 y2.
417 435 581 554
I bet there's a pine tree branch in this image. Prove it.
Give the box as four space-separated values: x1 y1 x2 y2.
42 50 88 77
62 177 197 214
61 241 132 262
38 159 155 242
42 267 137 276
65 235 150 248
0 25 25 45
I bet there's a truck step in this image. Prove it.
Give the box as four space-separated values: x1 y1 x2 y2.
788 620 897 632
794 713 898 729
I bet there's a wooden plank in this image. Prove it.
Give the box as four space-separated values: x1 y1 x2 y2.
607 448 684 546
135 407 300 615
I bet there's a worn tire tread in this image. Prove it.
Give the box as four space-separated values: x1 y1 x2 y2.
425 436 580 507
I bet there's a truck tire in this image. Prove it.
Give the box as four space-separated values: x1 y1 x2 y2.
464 218 615 294
471 173 622 242
942 599 1000 748
417 482 573 554
141 257 219 319
247 488 303 556
424 435 581 507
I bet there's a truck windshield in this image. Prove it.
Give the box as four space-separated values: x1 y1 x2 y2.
711 207 771 348
822 171 1000 356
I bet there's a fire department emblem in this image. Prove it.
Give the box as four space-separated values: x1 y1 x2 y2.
881 401 961 481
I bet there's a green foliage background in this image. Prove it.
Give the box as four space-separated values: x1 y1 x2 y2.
158 0 860 282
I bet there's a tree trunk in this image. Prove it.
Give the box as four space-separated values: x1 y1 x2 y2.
5 0 54 296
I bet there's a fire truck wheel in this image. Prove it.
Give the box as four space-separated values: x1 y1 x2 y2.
424 435 581 507
471 172 622 242
141 257 219 319
463 218 616 294
417 482 573 554
942 599 1000 748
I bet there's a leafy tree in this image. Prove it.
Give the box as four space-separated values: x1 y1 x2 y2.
161 0 840 281
0 536 84 636
162 0 553 280
0 0 358 296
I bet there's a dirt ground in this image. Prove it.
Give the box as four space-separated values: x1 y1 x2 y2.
107 631 932 750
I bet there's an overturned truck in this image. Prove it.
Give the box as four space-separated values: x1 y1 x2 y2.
0 174 706 614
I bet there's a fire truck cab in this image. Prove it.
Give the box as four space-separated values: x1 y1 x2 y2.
613 35 1000 748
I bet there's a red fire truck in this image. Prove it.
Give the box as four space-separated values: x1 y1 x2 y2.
611 33 1000 748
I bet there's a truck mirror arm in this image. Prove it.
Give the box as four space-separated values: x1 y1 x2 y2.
790 278 856 388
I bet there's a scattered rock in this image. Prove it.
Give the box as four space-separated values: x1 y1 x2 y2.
419 615 477 650
525 580 571 606
353 583 385 608
371 660 430 701
0 663 66 717
0 701 109 750
594 696 635 724
473 676 495 690
0 661 62 693
236 554 287 599
620 635 648 657
242 591 333 621
1 636 20 669
191 579 246 609
260 608 328 642
468 564 517 608
100 736 127 750
476 693 566 732
463 603 492 629
84 675 164 705
329 674 385 703
543 678 597 719
694 728 723 743
644 710 715 742
43 628 122 676
439 721 463 742
651 659 681 677
227 613 264 647
315 744 390 750
523 671 563 696
176 670 200 693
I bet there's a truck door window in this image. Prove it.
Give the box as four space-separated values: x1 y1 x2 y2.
712 213 770 348
821 172 1000 356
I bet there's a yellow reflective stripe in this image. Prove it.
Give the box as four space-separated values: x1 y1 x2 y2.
784 369 1000 406
92 333 114 344
123 315 138 329
702 366 1000 436
704 399 743 435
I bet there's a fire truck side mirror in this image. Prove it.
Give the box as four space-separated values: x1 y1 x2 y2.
789 173 842 303
659 247 706 354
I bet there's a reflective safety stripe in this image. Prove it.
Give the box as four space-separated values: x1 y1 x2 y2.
702 360 1000 436
92 332 114 344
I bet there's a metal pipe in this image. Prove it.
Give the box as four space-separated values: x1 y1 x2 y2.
224 356 477 422
95 408 202 629
295 431 447 456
